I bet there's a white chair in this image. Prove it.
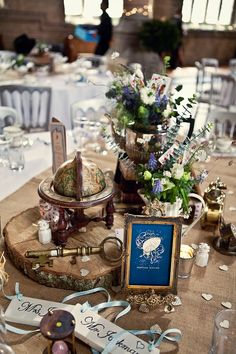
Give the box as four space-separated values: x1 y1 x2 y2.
229 58 236 76
195 73 236 119
0 106 18 134
71 98 108 129
195 58 219 94
209 74 236 110
71 98 109 149
0 85 51 132
207 110 236 139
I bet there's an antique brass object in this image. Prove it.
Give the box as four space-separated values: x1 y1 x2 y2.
213 221 236 256
126 289 176 311
26 236 124 268
31 255 53 270
201 178 227 230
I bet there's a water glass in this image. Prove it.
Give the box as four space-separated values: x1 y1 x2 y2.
0 138 10 167
73 116 90 151
178 244 196 278
209 309 236 354
8 137 25 171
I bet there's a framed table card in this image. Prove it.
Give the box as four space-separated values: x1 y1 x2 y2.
50 117 67 173
123 214 182 294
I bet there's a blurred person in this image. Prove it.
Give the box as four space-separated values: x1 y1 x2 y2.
170 12 183 69
13 34 36 55
95 0 113 56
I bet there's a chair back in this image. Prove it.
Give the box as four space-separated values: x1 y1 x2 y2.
71 98 107 129
195 58 219 94
0 106 17 134
209 74 236 109
229 58 236 76
207 110 236 139
201 58 219 68
0 85 51 131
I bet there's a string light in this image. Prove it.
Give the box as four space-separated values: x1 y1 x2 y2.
123 1 152 17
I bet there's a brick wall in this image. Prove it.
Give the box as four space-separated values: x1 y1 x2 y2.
0 0 235 65
0 0 73 50
151 0 236 65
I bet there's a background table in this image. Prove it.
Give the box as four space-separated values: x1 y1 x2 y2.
0 131 76 201
0 70 110 129
0 151 235 354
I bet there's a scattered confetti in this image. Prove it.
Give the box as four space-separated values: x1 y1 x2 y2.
201 293 213 301
220 320 230 329
172 296 182 306
229 207 236 211
164 305 175 313
227 190 234 195
221 302 232 309
80 268 89 277
219 265 228 271
81 256 90 263
111 285 122 294
150 324 162 333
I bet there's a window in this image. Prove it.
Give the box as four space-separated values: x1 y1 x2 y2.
64 0 123 25
182 0 235 29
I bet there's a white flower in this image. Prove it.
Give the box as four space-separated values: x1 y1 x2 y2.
162 106 172 118
163 171 172 178
171 163 184 179
134 68 144 80
111 51 120 60
140 87 156 105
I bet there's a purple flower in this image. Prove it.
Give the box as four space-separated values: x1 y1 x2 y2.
148 153 158 171
155 93 168 110
152 179 163 194
161 95 168 107
122 86 138 110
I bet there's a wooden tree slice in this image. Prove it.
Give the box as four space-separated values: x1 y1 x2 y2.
3 207 124 291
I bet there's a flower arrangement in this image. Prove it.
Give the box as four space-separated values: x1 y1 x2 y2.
105 55 196 133
137 123 212 214
104 53 212 215
11 54 34 74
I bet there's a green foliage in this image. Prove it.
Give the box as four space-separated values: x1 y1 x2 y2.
139 19 181 55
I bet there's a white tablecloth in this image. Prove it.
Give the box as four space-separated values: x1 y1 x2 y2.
0 131 76 201
0 71 110 129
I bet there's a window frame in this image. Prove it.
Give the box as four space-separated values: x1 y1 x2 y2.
182 0 236 31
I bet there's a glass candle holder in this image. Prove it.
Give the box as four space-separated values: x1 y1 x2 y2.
178 244 196 279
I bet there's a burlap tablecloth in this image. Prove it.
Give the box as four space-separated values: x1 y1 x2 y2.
0 151 235 354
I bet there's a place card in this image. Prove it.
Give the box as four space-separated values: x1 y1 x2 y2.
71 304 160 353
5 297 159 353
4 296 73 326
50 117 67 173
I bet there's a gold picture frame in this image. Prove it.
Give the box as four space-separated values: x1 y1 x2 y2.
123 214 182 294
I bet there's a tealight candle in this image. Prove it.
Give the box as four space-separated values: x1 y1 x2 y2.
180 245 195 259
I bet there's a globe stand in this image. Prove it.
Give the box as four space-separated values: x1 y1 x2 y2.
38 152 115 246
